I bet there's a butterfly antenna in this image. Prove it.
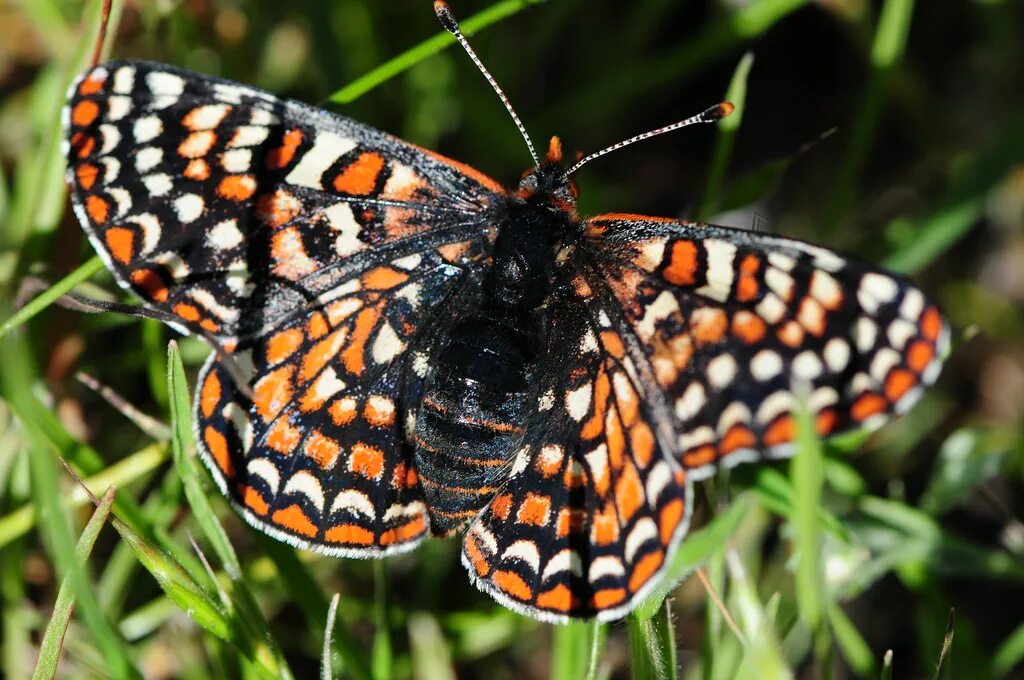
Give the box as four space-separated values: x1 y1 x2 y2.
563 102 734 178
90 0 114 67
435 1 541 169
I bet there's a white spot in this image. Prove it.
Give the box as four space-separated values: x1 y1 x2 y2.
678 425 714 451
225 260 255 298
502 541 541 574
580 328 599 353
538 444 564 471
807 247 845 272
153 251 189 281
208 219 244 251
765 267 794 300
246 458 281 494
635 290 680 341
135 146 163 172
625 518 659 563
188 288 239 323
755 293 787 325
323 202 364 257
858 273 899 314
225 402 254 451
565 383 593 422
717 401 752 434
228 125 270 148
541 549 583 581
173 193 204 223
810 270 842 308
855 317 877 353
538 389 555 411
696 239 737 302
186 104 232 130
636 239 666 271
331 490 376 519
100 156 121 184
707 354 737 389
126 213 161 256
792 351 824 381
146 70 185 96
220 148 252 173
283 471 326 513
311 368 346 403
824 337 851 373
757 391 794 424
412 352 430 378
112 65 135 94
468 525 499 556
851 372 873 396
212 83 249 104
107 187 132 218
887 319 917 351
392 254 422 271
809 386 839 412
285 131 356 189
645 461 672 503
133 116 162 143
899 288 925 320
768 251 796 271
584 444 608 486
382 163 419 196
510 446 531 477
751 349 783 382
367 395 395 421
869 348 901 383
371 321 404 364
107 95 131 121
673 381 705 421
382 501 426 523
588 556 625 583
250 108 280 126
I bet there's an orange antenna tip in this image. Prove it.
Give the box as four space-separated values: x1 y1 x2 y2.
434 1 458 33
546 136 563 163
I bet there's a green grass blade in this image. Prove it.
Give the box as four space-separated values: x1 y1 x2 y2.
993 620 1024 677
550 621 592 680
933 609 955 680
32 486 116 680
327 0 542 104
697 51 754 221
791 401 825 631
0 257 105 341
880 650 894 680
626 601 677 680
584 621 608 680
372 561 392 680
828 604 876 677
408 612 457 680
321 593 341 680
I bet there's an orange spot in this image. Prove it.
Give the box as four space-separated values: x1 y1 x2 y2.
380 516 426 545
682 445 716 468
731 310 766 344
605 408 625 475
203 426 233 477
556 508 586 538
736 254 761 302
76 163 100 191
266 128 303 170
341 306 380 375
720 425 756 455
301 327 348 381
464 534 491 576
614 462 644 521
256 189 302 227
798 297 827 337
601 331 625 358
178 130 217 158
72 133 96 158
86 195 109 223
764 415 795 447
363 266 409 290
200 318 221 333
592 504 619 546
491 494 512 520
852 393 888 422
815 409 837 435
663 240 699 286
920 307 943 341
517 493 551 526
77 73 105 95
272 504 318 538
492 570 532 601
72 100 100 127
907 340 934 373
305 430 341 469
325 523 374 545
253 366 294 420
591 588 626 610
131 268 169 302
630 422 656 468
364 398 395 428
266 328 303 365
184 158 210 180
242 485 269 515
217 174 256 201
333 152 385 195
329 398 358 426
266 418 302 455
693 308 728 345
350 442 384 479
307 312 329 339
581 371 610 440
200 371 222 418
173 303 201 322
777 321 804 348
628 550 664 593
885 369 917 402
659 499 684 544
104 227 134 264
536 584 574 612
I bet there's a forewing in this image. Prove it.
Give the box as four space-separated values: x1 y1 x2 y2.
64 60 502 341
461 290 690 622
581 214 950 478
197 249 472 554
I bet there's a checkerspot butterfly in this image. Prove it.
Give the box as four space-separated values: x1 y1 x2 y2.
63 2 948 622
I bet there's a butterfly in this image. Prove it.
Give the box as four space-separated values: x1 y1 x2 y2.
63 2 948 623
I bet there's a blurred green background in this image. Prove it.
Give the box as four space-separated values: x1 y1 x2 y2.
0 0 1022 678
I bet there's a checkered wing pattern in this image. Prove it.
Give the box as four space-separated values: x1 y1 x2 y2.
65 60 504 553
64 60 502 342
461 287 690 622
581 214 950 479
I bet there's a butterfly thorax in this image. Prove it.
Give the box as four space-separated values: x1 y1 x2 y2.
412 161 576 535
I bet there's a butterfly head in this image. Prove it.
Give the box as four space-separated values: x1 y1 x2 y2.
514 136 579 214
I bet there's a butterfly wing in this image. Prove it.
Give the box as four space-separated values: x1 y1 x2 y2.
579 214 950 478
65 60 505 554
461 280 691 622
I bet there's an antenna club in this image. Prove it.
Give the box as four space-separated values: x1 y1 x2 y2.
434 1 459 34
546 136 563 164
712 101 735 120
